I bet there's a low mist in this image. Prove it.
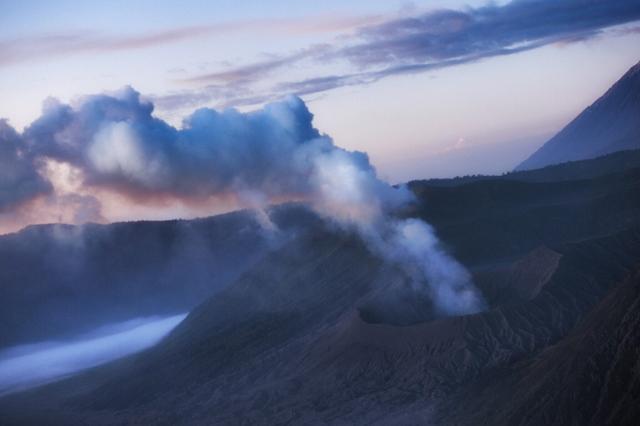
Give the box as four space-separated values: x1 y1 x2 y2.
0 313 186 395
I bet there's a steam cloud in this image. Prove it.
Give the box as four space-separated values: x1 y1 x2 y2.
1 87 484 314
0 120 52 211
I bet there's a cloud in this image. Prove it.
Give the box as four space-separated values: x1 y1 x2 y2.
21 87 411 217
4 86 485 315
0 15 381 68
24 87 329 200
0 27 214 67
342 0 640 67
174 0 640 109
182 47 328 85
151 85 258 113
0 120 52 211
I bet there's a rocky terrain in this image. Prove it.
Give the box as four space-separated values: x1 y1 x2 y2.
1 151 639 425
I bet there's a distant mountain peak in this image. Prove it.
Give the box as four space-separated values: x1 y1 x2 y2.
516 59 640 171
627 59 640 75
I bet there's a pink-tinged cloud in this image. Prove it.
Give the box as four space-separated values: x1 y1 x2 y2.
1 85 485 315
0 14 381 68
165 0 640 111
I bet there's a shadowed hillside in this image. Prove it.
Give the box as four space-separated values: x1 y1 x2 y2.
1 153 640 424
0 205 320 348
419 148 640 187
436 264 640 426
1 225 639 425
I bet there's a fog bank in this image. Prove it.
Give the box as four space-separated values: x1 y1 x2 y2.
0 313 186 395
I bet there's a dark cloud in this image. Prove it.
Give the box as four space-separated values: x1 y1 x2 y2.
343 0 640 67
176 0 640 109
0 120 52 211
181 43 546 108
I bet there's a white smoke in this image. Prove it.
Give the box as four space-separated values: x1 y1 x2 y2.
307 146 485 315
4 87 485 315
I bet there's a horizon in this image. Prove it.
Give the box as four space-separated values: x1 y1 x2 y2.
2 2 640 423
1 0 640 233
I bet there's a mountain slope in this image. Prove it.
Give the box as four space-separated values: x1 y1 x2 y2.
436 266 640 426
1 157 640 424
1 224 639 424
0 204 319 348
517 60 640 171
408 167 640 266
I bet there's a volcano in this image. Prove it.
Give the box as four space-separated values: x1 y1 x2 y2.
1 148 640 424
517 61 640 171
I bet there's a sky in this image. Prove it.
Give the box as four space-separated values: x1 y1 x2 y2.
1 0 639 232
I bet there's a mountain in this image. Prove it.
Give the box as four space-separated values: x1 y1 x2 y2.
3 227 640 425
517 60 640 171
408 166 640 266
2 149 639 350
437 264 640 426
0 204 320 349
419 148 640 187
1 151 640 424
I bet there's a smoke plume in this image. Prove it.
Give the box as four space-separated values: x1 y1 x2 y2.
0 120 52 211
1 87 484 315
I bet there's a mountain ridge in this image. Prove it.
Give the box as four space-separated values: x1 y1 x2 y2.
517 60 640 170
2 152 640 424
